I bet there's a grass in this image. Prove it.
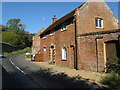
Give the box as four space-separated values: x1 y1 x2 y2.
100 71 120 89
4 47 31 56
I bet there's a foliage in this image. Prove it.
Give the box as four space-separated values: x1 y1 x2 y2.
100 71 120 89
107 57 120 74
24 53 31 58
4 47 31 56
2 31 19 46
48 60 55 64
2 19 34 47
100 57 120 89
6 19 25 32
0 25 7 31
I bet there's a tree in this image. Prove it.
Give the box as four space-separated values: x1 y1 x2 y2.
0 25 7 31
2 31 19 46
6 19 26 33
2 18 34 47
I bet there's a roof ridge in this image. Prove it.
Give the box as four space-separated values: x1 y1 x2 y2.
40 2 86 35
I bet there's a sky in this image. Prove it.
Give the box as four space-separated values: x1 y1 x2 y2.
2 1 119 33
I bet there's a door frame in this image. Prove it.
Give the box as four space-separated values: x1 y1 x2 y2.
103 40 119 72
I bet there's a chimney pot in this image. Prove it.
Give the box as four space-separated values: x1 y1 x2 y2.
52 15 57 23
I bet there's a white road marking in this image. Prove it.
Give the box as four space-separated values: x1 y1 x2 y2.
9 56 47 88
9 57 26 74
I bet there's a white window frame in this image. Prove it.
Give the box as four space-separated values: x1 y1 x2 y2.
61 23 67 31
96 18 103 29
43 47 46 51
50 30 55 36
43 34 46 39
62 47 67 60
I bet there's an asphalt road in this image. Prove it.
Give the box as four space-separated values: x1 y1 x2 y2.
1 52 110 89
1 54 46 89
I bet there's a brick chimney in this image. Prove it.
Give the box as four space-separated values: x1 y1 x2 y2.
52 15 57 23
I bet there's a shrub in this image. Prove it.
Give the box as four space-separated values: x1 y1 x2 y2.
107 57 120 74
100 71 120 89
24 53 31 58
48 61 55 64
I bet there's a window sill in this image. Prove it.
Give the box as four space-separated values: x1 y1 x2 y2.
61 29 66 32
43 38 46 40
96 27 104 29
62 59 67 61
50 34 54 36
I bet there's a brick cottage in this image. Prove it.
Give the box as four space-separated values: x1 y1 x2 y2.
32 0 120 72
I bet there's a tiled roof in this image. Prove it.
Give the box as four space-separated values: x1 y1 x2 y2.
40 2 85 35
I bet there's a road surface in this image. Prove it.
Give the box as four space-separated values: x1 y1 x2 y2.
1 52 110 89
1 54 46 89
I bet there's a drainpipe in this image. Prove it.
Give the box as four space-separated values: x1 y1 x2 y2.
74 8 79 70
118 36 120 59
95 38 99 72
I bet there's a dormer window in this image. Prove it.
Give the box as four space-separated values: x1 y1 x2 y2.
43 34 46 39
50 30 55 36
96 18 103 28
61 23 67 31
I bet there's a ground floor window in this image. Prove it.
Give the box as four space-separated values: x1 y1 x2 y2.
62 47 67 60
43 47 46 51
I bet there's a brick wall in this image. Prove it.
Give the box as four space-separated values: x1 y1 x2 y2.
76 1 119 72
32 32 41 54
77 30 120 72
40 18 76 68
38 1 119 72
77 2 119 34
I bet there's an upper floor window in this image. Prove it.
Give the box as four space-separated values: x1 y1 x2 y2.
96 18 103 28
50 30 55 36
61 23 67 31
62 47 67 60
43 34 46 39
43 47 46 51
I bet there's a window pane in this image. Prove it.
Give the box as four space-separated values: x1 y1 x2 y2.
62 48 64 59
96 18 98 27
101 19 103 28
61 24 66 31
44 47 46 51
62 48 67 60
96 18 103 28
64 48 66 59
99 19 102 27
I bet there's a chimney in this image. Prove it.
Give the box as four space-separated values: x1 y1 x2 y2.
52 15 57 23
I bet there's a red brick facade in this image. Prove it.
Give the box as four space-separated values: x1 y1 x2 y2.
77 30 120 72
36 1 120 72
32 28 45 54
40 17 76 68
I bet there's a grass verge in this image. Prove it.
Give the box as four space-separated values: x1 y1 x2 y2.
4 47 31 56
100 71 120 89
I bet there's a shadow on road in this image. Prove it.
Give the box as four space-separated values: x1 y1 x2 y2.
30 67 111 89
2 67 22 89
